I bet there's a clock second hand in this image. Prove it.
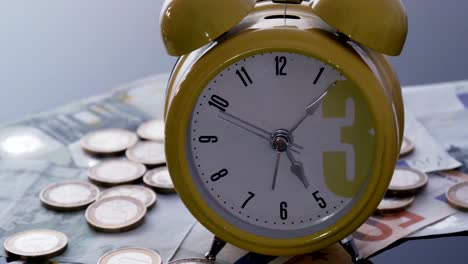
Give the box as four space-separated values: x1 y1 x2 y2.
286 150 309 188
271 152 281 190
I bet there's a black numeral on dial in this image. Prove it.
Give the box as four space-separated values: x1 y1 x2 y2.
241 192 255 209
313 191 327 209
280 201 288 220
210 169 228 182
208 95 229 112
313 67 325 85
236 67 253 87
198 136 218 143
275 56 287 76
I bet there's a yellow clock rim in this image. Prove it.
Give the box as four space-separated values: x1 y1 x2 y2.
165 28 399 255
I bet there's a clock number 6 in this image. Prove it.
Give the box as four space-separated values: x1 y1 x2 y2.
313 191 327 209
280 201 288 220
210 169 228 182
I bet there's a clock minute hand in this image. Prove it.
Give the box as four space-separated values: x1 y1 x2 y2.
286 150 309 188
217 112 304 152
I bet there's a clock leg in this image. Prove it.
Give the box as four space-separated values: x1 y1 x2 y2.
340 236 373 264
205 236 227 261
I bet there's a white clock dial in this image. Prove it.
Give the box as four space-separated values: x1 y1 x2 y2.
187 52 375 238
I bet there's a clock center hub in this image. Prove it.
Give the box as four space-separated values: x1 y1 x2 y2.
271 129 291 152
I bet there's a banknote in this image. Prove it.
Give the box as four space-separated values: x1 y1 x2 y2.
0 160 196 264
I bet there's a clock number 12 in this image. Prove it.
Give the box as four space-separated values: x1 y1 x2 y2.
275 56 287 76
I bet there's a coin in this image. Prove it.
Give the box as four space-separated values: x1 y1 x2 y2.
375 196 415 215
89 159 147 186
4 229 68 260
80 129 138 155
399 137 414 157
40 181 99 211
137 119 165 142
99 185 157 208
387 167 428 196
446 182 468 211
98 247 162 264
85 196 147 232
143 167 175 193
126 141 166 167
168 259 213 264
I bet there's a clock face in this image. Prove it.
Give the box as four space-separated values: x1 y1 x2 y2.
187 52 376 238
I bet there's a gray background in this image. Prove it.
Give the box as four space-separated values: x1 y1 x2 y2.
0 0 467 263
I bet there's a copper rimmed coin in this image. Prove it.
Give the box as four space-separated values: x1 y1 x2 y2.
40 181 99 211
80 129 138 155
399 137 415 157
99 185 157 209
143 167 175 193
98 247 162 264
85 196 147 233
375 196 415 215
137 119 165 142
89 159 147 187
168 259 213 264
387 167 428 196
446 182 468 211
126 141 166 167
4 229 68 260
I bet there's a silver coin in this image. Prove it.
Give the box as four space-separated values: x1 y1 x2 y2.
40 181 99 211
399 137 414 157
89 159 147 186
143 167 175 193
99 185 157 208
168 259 214 264
4 229 68 260
375 196 415 215
98 247 162 264
81 129 138 155
126 141 166 167
447 182 468 210
137 119 165 142
85 196 147 232
388 167 428 195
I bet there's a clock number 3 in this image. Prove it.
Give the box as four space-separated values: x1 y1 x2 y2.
313 191 327 209
211 169 228 182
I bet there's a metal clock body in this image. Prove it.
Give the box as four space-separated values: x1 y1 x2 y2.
162 0 406 256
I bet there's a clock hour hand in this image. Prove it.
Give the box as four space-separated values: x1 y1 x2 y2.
217 112 304 152
289 82 336 133
286 150 309 188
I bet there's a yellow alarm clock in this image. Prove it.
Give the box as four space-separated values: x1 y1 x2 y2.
161 0 407 259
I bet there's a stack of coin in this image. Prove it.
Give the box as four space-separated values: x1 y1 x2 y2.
3 229 68 260
85 196 147 232
88 159 147 187
143 167 176 194
98 247 162 264
375 196 415 215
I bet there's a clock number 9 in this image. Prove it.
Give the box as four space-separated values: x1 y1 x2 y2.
199 136 218 143
280 201 288 220
210 169 228 182
313 191 327 209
